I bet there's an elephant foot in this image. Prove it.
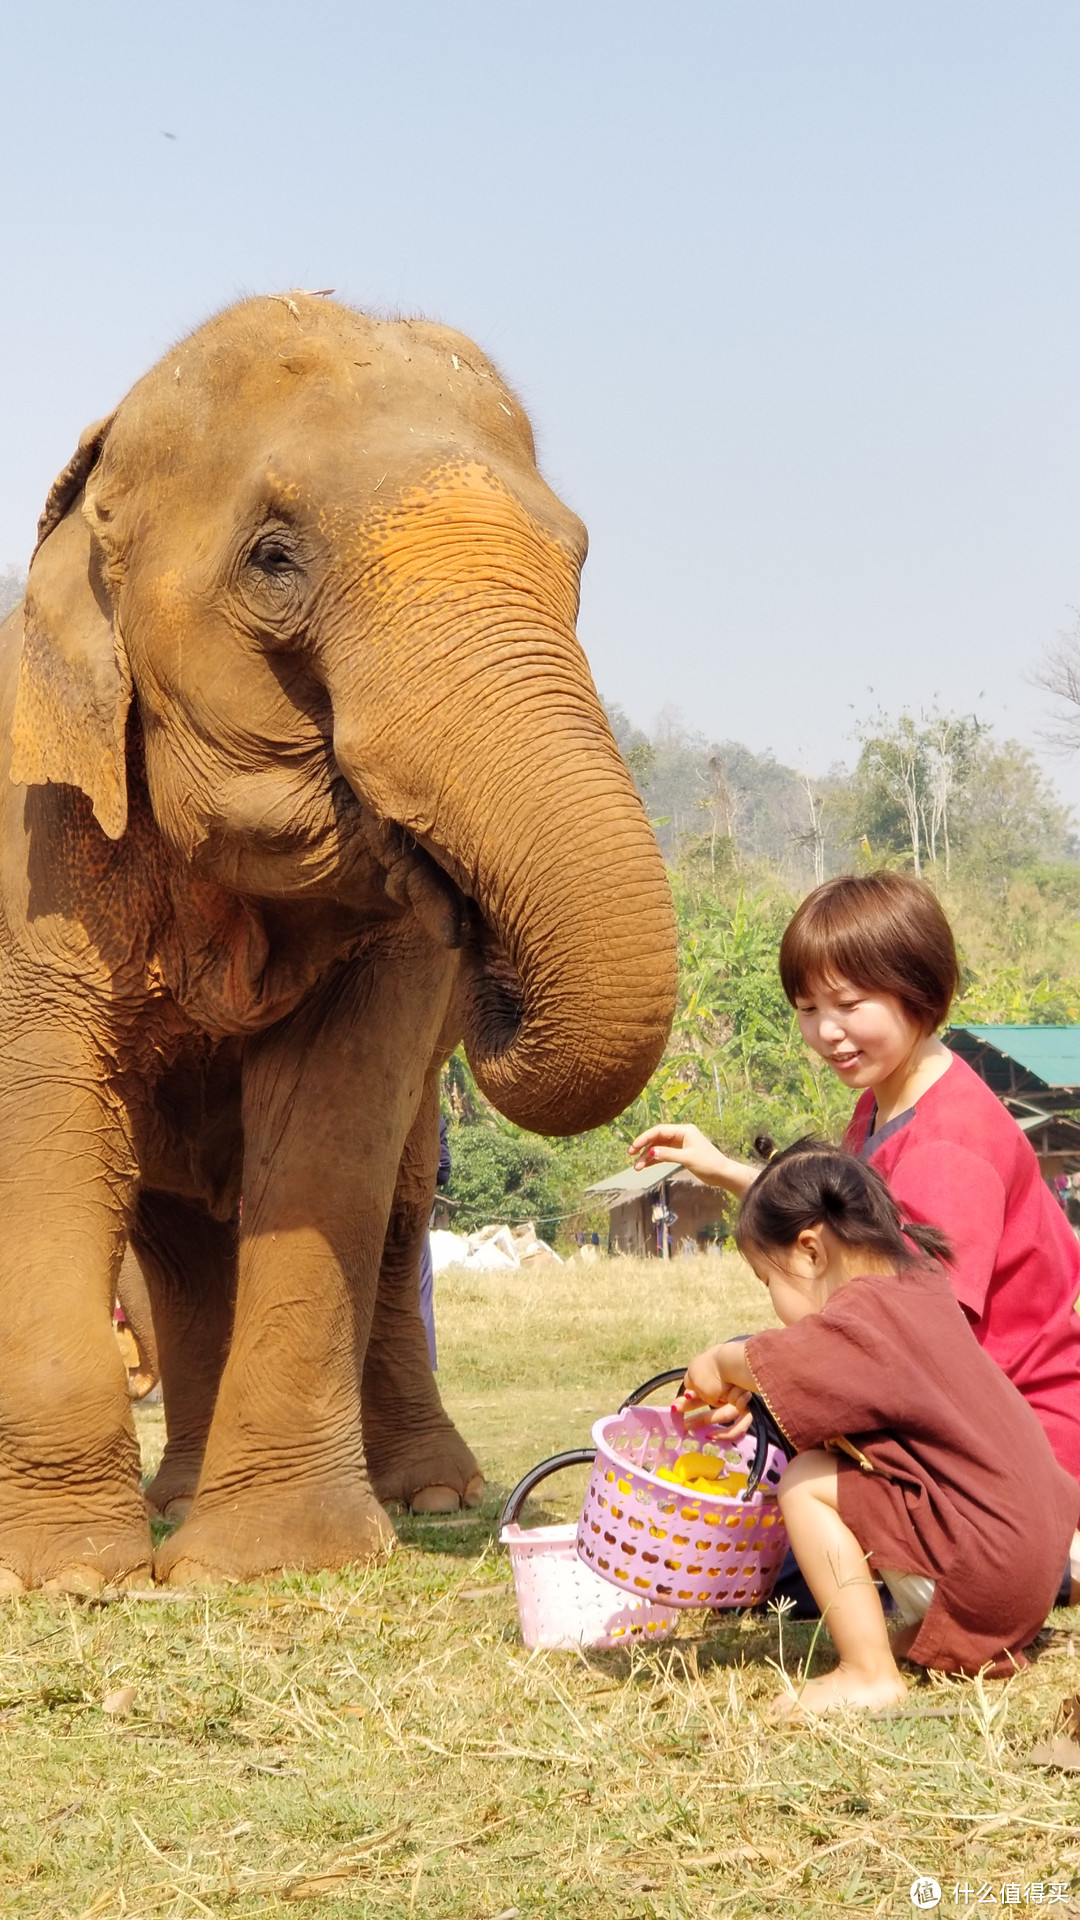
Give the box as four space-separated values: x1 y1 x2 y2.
0 1506 154 1595
367 1414 484 1514
144 1451 203 1522
410 1474 486 1514
147 1494 193 1523
42 1561 154 1597
153 1479 397 1586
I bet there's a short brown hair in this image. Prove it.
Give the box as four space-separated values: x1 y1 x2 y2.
779 872 960 1032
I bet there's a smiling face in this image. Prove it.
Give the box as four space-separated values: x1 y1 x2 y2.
792 975 927 1092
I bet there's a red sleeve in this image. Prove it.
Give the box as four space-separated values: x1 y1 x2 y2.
881 1141 1005 1323
843 1091 875 1154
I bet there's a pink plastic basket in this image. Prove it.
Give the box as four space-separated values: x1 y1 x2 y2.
499 1448 679 1649
576 1405 789 1609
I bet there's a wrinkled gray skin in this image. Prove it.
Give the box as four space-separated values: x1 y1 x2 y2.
0 293 677 1591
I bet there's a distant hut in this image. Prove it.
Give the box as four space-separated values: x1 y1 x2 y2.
585 1162 730 1258
945 1026 1080 1181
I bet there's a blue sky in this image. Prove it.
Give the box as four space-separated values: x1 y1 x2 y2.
4 3 1080 799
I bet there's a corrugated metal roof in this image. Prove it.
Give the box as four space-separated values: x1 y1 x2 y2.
1015 1112 1080 1149
947 1025 1080 1095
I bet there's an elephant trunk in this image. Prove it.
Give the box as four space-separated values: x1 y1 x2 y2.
324 464 677 1136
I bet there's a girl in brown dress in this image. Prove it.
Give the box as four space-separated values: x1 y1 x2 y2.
679 1143 1080 1716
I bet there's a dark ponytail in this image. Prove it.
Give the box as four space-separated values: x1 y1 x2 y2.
735 1138 952 1271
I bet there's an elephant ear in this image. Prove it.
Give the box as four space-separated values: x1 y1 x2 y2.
10 415 132 841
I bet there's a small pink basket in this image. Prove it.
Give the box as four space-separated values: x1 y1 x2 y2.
499 1448 679 1649
576 1405 789 1610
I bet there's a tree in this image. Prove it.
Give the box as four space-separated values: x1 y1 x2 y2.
0 567 24 621
796 775 828 886
843 707 1054 885
847 709 975 875
604 699 839 881
443 1125 556 1233
919 711 980 878
1036 615 1080 751
952 739 1073 885
697 754 742 877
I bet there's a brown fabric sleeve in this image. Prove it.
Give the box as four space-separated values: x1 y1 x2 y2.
745 1285 916 1452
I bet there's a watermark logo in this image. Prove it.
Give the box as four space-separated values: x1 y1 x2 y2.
911 1882 942 1911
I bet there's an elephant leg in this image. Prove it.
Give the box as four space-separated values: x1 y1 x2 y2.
0 1028 151 1593
155 936 455 1585
130 1192 237 1521
363 1071 483 1514
116 1241 160 1399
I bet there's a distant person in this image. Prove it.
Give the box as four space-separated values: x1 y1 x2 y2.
418 1116 451 1369
634 872 1080 1491
677 1144 1080 1713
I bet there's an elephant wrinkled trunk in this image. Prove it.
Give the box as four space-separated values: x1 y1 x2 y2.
447 757 677 1135
325 466 677 1136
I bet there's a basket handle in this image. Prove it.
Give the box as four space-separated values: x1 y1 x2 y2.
620 1367 687 1408
498 1448 597 1533
743 1396 793 1499
621 1354 790 1499
620 1339 753 1410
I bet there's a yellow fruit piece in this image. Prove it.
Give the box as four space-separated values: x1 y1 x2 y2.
655 1456 749 1497
674 1453 724 1482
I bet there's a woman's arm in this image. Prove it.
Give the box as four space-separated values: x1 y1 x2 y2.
629 1123 758 1196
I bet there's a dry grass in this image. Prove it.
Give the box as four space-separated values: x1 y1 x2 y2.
2 1254 1079 1917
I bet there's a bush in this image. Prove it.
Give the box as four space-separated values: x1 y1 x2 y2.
444 1126 557 1234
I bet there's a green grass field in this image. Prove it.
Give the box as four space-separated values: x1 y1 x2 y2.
2 1253 1079 1918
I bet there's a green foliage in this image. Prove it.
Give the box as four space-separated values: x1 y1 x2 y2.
948 867 1080 1023
443 1133 626 1250
627 867 854 1151
441 1049 632 1243
443 1124 557 1234
828 708 1072 890
606 698 1076 894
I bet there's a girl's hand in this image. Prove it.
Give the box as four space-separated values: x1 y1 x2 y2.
674 1344 754 1437
676 1389 753 1438
629 1124 757 1195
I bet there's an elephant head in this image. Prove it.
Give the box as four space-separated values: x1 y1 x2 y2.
13 295 677 1134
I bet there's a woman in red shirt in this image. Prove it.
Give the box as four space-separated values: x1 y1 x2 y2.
633 872 1080 1508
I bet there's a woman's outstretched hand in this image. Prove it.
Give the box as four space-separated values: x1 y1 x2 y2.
629 1123 757 1196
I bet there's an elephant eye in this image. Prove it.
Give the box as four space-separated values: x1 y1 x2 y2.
247 533 300 581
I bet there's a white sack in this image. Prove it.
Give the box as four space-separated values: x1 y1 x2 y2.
429 1230 468 1274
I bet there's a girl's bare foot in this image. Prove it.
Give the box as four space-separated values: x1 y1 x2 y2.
769 1662 908 1720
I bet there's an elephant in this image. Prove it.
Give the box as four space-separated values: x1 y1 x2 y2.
114 1242 160 1399
0 292 677 1591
